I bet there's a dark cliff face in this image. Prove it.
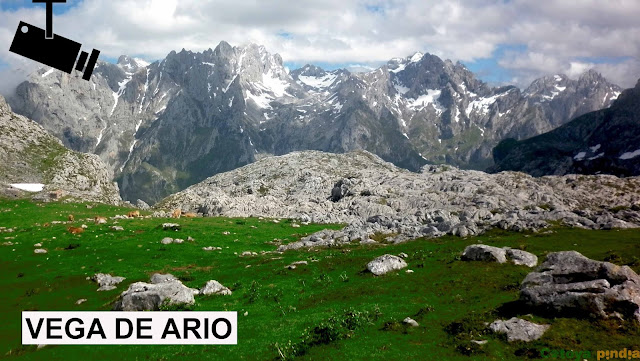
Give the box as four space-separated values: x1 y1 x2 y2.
7 42 623 204
490 79 640 177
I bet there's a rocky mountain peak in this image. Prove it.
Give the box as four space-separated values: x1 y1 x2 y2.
292 64 327 78
578 68 607 83
117 55 149 74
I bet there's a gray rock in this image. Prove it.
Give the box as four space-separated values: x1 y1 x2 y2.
161 237 173 245
157 151 640 252
367 254 408 276
451 224 469 237
489 317 549 342
113 273 196 311
505 248 538 267
520 251 640 321
152 211 168 218
150 273 179 284
110 226 124 231
91 273 126 291
403 317 419 327
201 280 232 296
136 199 151 210
330 179 353 202
462 245 507 263
113 281 196 311
286 261 308 269
162 223 181 231
34 249 47 254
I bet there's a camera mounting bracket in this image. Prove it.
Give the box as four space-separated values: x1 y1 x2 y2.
32 0 67 39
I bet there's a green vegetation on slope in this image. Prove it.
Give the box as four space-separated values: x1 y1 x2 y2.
0 199 638 360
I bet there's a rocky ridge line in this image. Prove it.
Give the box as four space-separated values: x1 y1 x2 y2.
156 150 640 249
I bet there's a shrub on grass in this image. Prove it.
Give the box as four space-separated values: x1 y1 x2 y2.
275 307 382 359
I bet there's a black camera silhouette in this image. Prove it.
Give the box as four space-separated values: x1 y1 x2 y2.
8 1 101 81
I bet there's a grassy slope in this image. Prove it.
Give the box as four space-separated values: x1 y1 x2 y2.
0 199 638 360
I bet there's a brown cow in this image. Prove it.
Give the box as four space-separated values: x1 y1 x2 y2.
68 214 75 222
172 209 182 219
184 212 198 218
128 210 140 218
68 227 84 234
94 216 107 224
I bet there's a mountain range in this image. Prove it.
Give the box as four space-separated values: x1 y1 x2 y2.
7 41 623 204
491 79 640 177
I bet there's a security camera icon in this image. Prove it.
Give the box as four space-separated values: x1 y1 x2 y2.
9 0 101 81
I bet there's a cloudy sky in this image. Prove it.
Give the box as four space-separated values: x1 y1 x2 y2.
1 0 639 94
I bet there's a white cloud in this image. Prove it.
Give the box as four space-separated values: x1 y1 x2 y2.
0 0 638 94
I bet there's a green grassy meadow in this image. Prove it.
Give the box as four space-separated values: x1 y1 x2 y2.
0 199 639 360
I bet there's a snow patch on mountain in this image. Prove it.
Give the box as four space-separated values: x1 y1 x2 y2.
96 118 107 148
298 73 338 89
389 63 407 74
393 80 410 95
466 92 508 116
10 183 44 192
261 70 290 97
110 76 132 117
410 52 424 63
134 58 150 68
610 91 621 101
41 68 55 78
408 89 443 113
138 69 150 114
574 152 587 161
245 89 272 109
620 149 640 160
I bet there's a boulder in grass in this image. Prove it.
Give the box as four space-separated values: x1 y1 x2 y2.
489 317 549 342
403 317 419 327
150 273 179 284
505 248 538 267
201 280 232 296
91 273 126 291
367 254 407 276
113 273 196 311
462 245 507 263
462 245 538 267
161 223 181 231
520 251 640 321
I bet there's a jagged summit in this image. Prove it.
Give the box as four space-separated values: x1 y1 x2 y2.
491 77 640 177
